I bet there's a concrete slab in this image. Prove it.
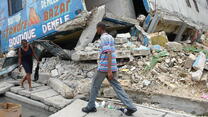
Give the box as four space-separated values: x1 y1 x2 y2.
165 113 193 117
49 99 87 117
134 106 166 117
48 78 74 99
86 108 122 117
44 95 72 109
5 92 49 110
0 82 14 94
18 86 50 97
10 86 24 93
31 89 59 102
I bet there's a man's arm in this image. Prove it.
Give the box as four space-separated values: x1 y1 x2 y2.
107 51 113 80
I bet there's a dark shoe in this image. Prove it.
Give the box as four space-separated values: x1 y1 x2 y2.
82 107 97 113
118 108 137 116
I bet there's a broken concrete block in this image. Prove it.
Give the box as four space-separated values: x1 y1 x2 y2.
103 87 116 98
44 95 72 109
193 52 206 70
0 82 14 94
56 64 65 75
132 46 151 56
75 5 106 51
184 54 196 69
48 78 74 99
115 37 128 44
165 42 183 52
51 69 59 77
191 70 203 81
143 80 151 87
49 99 87 117
148 31 168 47
116 50 131 58
6 92 49 110
31 89 59 102
10 86 24 93
116 33 131 39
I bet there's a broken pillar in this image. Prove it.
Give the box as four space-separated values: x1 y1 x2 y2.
175 23 187 42
75 5 106 51
48 78 74 99
147 13 161 33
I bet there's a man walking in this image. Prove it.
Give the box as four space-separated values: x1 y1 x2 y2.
82 22 137 116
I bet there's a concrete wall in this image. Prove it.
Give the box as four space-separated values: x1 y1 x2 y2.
149 0 208 29
85 0 136 18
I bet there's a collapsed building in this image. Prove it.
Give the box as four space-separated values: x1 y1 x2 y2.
0 0 208 116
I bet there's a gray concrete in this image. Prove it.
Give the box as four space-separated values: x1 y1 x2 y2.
18 86 50 97
175 23 187 41
44 95 72 109
10 86 24 93
49 99 193 117
5 92 49 110
48 78 74 99
0 82 14 94
74 5 106 51
147 13 161 33
31 89 59 102
86 108 122 117
49 99 87 117
85 0 136 18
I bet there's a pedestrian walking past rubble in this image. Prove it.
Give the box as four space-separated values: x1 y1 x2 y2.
82 22 137 116
18 40 39 91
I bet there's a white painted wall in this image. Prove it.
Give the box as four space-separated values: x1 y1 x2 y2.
85 0 136 18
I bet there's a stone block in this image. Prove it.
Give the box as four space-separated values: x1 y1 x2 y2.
31 89 59 102
49 99 87 117
44 95 72 109
48 78 74 99
0 82 14 94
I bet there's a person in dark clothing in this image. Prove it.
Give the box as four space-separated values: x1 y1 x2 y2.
18 40 39 91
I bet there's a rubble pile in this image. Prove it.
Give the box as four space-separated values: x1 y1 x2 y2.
39 57 97 80
37 32 208 100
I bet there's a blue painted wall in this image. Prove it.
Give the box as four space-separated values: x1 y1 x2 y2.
0 0 84 53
